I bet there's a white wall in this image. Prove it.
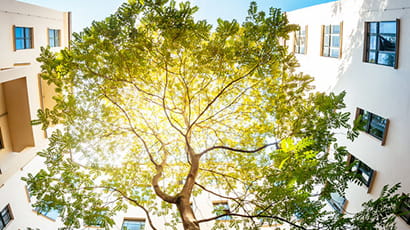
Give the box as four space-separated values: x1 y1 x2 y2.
288 0 410 229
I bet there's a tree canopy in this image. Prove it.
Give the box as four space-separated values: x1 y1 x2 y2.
25 1 406 229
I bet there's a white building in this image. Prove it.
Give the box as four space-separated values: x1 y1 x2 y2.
287 0 410 229
0 0 71 229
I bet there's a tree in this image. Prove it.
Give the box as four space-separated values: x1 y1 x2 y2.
25 1 406 229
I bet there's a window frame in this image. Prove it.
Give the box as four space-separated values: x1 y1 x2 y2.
121 218 146 230
321 22 343 58
48 29 61 47
294 25 308 54
348 154 376 192
327 192 347 214
355 108 389 145
13 26 34 50
363 19 400 69
0 204 13 230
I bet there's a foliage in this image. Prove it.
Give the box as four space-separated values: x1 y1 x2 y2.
24 0 403 229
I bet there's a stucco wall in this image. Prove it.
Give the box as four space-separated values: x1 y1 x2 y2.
287 0 410 229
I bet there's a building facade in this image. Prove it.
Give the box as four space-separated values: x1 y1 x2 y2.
0 0 70 229
287 0 410 229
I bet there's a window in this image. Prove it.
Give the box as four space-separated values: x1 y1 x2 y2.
321 23 342 58
398 195 410 224
14 26 33 50
121 219 145 230
327 192 346 213
48 29 60 47
363 20 400 68
26 186 59 220
0 205 13 230
35 207 59 220
349 155 375 188
356 108 389 145
213 201 232 221
294 25 307 54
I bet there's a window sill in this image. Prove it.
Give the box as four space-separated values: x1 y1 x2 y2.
363 61 397 69
14 48 35 51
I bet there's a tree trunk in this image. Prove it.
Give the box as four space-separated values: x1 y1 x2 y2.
177 196 200 230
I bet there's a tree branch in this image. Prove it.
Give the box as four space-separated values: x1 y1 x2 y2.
102 92 159 167
189 64 260 129
198 142 279 157
195 213 307 230
83 186 158 230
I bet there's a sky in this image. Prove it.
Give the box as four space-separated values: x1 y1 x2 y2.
19 0 337 33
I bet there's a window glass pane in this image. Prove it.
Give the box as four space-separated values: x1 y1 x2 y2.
49 29 54 39
359 110 370 130
331 25 340 34
2 214 10 225
331 192 346 205
369 22 378 33
15 39 24 50
325 25 330 33
377 52 395 66
122 220 145 230
379 34 396 51
299 37 305 47
328 192 346 213
0 206 11 226
324 35 330 46
330 48 339 58
25 28 31 38
25 39 31 49
331 35 340 47
35 206 59 220
358 161 373 186
0 220 4 229
15 27 23 38
45 209 59 220
369 114 386 139
299 46 305 54
361 171 370 183
359 162 372 176
369 35 377 50
323 48 329 57
367 51 376 63
379 21 396 34
56 31 60 46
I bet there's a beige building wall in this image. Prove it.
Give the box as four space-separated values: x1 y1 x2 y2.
287 0 410 229
0 0 70 229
